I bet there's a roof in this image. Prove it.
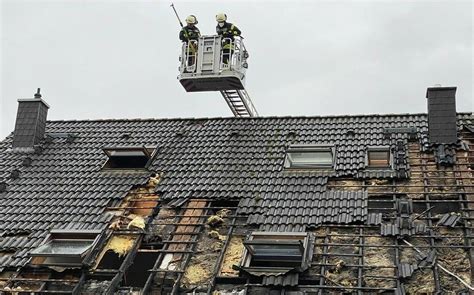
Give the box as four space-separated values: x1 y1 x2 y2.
0 112 473 269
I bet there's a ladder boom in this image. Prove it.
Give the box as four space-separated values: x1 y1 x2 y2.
221 89 258 117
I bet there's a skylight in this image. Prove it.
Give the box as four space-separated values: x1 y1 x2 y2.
284 145 335 169
366 146 392 168
102 146 155 169
29 230 101 267
241 232 311 270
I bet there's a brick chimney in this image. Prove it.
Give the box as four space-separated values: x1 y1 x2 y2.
12 88 50 148
426 86 457 144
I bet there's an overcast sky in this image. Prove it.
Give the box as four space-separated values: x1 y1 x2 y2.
1 0 473 139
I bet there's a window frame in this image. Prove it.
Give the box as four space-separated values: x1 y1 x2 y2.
366 146 393 169
29 229 102 267
101 146 157 170
241 232 311 272
284 144 336 169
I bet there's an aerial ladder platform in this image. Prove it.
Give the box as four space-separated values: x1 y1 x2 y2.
177 35 258 117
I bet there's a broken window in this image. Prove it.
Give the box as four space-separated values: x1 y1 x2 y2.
366 146 392 168
29 230 101 267
102 146 156 169
284 145 335 169
241 232 311 270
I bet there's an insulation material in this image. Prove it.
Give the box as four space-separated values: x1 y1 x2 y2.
324 229 358 289
103 235 136 257
366 179 391 194
437 228 471 292
396 179 425 199
182 263 213 286
127 215 145 230
0 271 14 288
182 228 223 288
364 233 395 289
216 209 231 218
220 237 244 276
106 174 161 232
209 230 225 241
401 237 434 293
400 238 430 264
207 215 224 227
427 170 456 187
405 270 435 294
151 208 176 239
307 228 326 277
327 180 363 192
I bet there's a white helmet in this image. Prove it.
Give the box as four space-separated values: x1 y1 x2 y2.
215 13 227 22
185 15 198 25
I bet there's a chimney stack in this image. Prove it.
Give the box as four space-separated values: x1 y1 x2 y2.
12 88 50 148
426 86 457 144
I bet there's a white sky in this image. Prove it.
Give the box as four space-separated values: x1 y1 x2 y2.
1 0 473 139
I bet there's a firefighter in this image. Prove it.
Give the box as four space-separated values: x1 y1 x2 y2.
215 13 241 66
179 15 200 70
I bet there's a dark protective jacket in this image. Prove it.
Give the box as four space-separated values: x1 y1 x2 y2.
216 22 241 41
179 25 201 42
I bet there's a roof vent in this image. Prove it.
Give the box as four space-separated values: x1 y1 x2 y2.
22 157 32 167
345 130 356 137
12 88 50 148
0 182 7 193
426 86 457 144
34 145 44 155
10 169 20 180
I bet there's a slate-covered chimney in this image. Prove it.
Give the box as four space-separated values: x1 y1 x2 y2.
12 88 50 148
426 86 457 144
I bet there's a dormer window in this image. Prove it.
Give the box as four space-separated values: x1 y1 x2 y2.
102 146 155 169
29 230 101 267
284 144 335 169
367 146 391 168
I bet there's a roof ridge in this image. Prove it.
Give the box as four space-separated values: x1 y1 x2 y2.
45 112 473 123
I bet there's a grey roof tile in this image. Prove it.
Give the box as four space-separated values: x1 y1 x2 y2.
437 213 462 227
0 113 473 269
262 273 299 286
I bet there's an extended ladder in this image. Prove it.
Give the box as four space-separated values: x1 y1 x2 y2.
221 89 259 117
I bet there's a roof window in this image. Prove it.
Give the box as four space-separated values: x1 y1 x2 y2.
366 146 392 168
102 146 155 169
284 144 335 169
29 230 101 267
241 232 312 271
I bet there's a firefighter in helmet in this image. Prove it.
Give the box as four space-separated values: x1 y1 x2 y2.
215 13 241 66
179 15 201 71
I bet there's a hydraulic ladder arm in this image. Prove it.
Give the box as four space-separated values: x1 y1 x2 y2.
220 89 258 117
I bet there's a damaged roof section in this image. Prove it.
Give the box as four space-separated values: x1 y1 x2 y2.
0 113 471 271
0 110 473 294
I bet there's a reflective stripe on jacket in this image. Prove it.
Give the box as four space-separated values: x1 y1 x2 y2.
216 22 241 42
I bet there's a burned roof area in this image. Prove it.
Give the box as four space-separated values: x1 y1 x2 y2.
0 91 473 293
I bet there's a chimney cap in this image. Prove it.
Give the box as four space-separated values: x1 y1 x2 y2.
16 88 50 108
426 86 457 98
34 88 42 99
